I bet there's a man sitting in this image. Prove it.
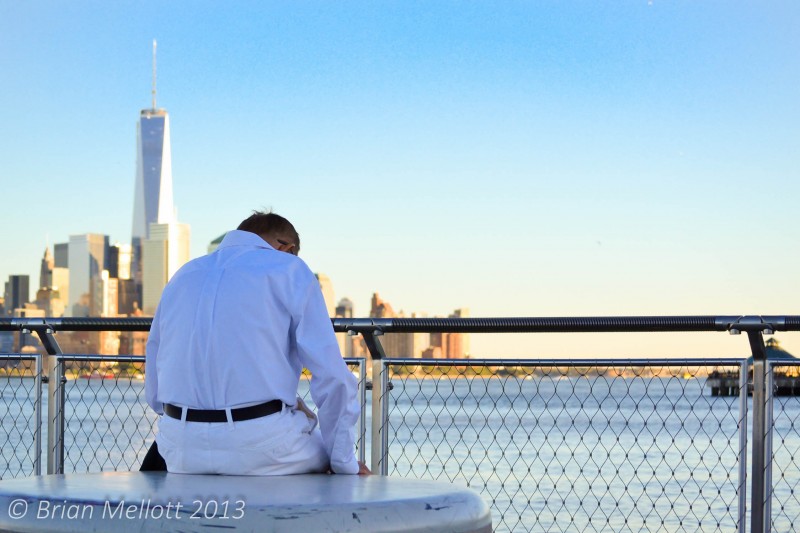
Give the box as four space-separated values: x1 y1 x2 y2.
144 211 369 475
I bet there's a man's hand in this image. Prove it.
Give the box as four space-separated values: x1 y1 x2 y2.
325 461 372 475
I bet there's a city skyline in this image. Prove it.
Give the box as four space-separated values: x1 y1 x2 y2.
1 3 798 358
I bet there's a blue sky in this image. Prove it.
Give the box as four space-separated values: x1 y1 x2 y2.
1 2 798 357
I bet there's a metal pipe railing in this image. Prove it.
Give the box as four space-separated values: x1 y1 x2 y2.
3 314 800 533
3 314 800 334
333 315 797 334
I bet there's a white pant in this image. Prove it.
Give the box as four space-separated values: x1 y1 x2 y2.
156 403 329 475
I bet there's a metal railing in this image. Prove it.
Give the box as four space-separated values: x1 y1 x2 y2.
1 314 799 532
767 360 800 533
377 359 748 532
0 352 366 476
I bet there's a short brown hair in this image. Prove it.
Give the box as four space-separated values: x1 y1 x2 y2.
237 211 300 253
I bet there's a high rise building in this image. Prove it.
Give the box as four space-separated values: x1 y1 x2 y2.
370 293 396 318
117 279 139 316
67 234 109 317
382 319 429 358
34 287 65 317
92 271 119 317
332 293 359 357
34 247 66 317
3 275 30 315
336 298 354 319
132 40 174 298
142 221 190 315
447 308 470 358
429 308 471 358
51 267 69 310
108 243 133 280
369 293 429 358
315 273 336 317
39 247 54 289
54 243 69 268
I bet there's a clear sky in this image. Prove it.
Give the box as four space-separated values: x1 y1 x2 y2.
1 2 798 358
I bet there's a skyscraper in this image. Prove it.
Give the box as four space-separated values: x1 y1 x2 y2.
35 247 66 317
92 270 119 318
336 298 354 319
108 243 132 280
3 275 30 315
132 40 174 298
51 267 69 310
53 243 69 268
39 247 53 289
67 234 109 317
315 273 336 317
142 221 190 315
335 298 365 358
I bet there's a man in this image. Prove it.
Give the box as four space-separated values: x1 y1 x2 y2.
145 211 369 475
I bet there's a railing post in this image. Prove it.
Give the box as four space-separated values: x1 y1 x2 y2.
357 358 367 464
360 330 387 475
737 360 748 533
379 358 389 476
32 326 66 475
33 354 43 476
765 360 774 531
748 330 770 533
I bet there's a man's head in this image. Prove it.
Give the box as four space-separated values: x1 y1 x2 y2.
237 211 300 256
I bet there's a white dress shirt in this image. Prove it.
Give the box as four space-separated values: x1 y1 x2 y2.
145 230 360 474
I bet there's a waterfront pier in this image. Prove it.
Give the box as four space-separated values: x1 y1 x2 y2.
708 338 799 396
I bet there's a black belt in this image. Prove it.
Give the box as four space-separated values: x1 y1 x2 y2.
163 400 283 423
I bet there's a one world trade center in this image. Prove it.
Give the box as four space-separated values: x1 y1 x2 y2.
131 40 174 304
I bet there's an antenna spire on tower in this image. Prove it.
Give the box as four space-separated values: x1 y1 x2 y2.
152 39 157 109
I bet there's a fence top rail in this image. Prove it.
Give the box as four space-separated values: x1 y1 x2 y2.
381 357 749 367
768 360 800 367
1 353 747 366
1 315 798 334
0 353 39 360
51 354 367 365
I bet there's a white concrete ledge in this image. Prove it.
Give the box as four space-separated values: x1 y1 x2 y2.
0 472 491 533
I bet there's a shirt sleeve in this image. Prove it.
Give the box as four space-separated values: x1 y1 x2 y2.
145 306 164 415
293 273 361 474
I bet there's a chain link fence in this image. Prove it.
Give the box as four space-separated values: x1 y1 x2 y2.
381 359 746 533
0 356 366 476
59 356 156 473
0 355 41 479
769 360 800 533
9 349 800 532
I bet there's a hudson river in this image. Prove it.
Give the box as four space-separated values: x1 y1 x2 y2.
2 374 799 532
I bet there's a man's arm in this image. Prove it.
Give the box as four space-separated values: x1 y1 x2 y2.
293 276 361 474
144 307 164 415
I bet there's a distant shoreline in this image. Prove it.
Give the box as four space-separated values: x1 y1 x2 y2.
2 362 745 380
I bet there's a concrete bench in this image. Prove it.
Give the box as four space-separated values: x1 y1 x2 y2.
0 472 491 532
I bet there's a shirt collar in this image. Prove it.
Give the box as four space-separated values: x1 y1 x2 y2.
217 230 275 251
